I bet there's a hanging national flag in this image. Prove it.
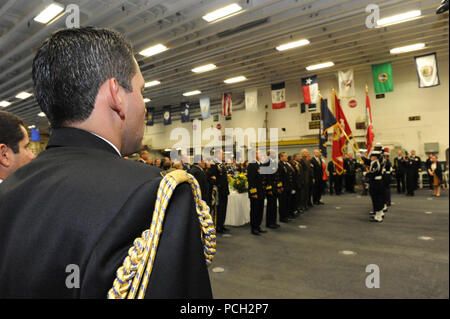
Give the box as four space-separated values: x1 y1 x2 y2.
146 107 154 126
163 105 171 126
221 93 232 116
372 62 393 93
415 52 440 88
199 97 211 120
301 75 319 105
365 87 374 156
181 102 190 123
245 88 258 112
271 82 286 109
337 69 355 98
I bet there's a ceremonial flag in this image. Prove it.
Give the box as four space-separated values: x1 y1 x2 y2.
365 87 374 155
181 102 190 123
334 92 353 145
415 52 440 88
221 93 232 116
338 69 355 98
146 107 154 126
319 98 337 158
301 75 319 104
271 82 286 109
163 105 171 126
245 88 258 112
372 62 393 93
200 97 211 120
320 97 338 134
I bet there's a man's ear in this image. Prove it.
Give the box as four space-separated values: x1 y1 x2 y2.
0 144 11 168
108 78 126 120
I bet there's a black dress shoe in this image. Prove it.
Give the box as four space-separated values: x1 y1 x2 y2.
280 218 290 223
251 229 261 236
267 224 280 229
223 227 230 232
216 228 224 234
318 201 325 205
258 228 267 233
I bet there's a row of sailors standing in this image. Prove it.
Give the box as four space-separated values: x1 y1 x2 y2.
246 149 326 236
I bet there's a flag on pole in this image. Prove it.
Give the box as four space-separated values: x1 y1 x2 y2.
319 97 337 157
271 82 286 109
301 75 319 104
146 107 154 126
200 97 211 119
221 93 232 116
334 91 353 147
372 62 394 93
365 86 374 156
245 88 258 112
163 105 171 126
337 69 355 98
414 52 440 88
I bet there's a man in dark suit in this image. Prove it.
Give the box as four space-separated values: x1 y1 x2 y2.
0 27 211 298
189 159 211 207
0 111 35 184
247 150 266 235
277 152 292 223
299 149 311 211
393 150 406 194
311 149 324 205
262 150 280 229
209 149 230 234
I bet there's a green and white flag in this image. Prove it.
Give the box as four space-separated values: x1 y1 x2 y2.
371 62 393 93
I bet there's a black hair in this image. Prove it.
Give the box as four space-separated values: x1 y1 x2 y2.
0 111 25 154
32 27 137 129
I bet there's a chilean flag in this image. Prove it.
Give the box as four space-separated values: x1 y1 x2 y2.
301 75 319 104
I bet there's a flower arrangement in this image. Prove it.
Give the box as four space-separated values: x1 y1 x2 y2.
230 173 248 193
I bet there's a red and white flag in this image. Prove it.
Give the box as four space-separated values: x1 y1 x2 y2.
271 82 286 109
221 93 232 116
365 88 374 156
301 75 319 104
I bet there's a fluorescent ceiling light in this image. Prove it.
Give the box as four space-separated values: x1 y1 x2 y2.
183 90 201 96
390 43 425 54
376 10 421 27
276 39 310 51
16 92 32 99
143 98 151 103
145 80 161 87
0 100 11 107
202 3 243 22
34 3 65 24
28 125 36 129
306 62 334 71
139 44 168 57
224 76 247 84
37 112 46 117
192 64 217 73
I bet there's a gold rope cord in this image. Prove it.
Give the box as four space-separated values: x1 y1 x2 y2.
107 170 216 299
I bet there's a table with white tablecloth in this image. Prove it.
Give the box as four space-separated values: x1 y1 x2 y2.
224 191 250 226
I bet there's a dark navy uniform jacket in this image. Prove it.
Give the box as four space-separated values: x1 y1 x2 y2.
0 127 212 298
